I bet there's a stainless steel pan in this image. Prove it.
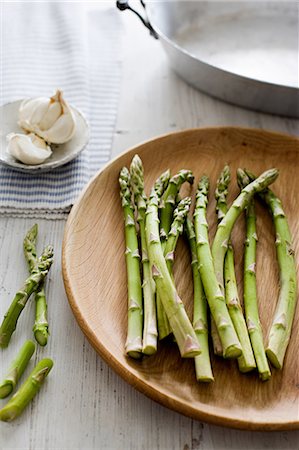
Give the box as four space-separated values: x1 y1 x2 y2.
117 1 299 118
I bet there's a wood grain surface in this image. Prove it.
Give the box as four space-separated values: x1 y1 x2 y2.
63 127 299 431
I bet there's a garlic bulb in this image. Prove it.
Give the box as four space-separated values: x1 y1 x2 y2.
18 90 76 144
7 133 52 165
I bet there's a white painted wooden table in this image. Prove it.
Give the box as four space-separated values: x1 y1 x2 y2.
0 5 298 449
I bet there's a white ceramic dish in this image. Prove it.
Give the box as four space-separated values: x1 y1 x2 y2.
0 99 89 173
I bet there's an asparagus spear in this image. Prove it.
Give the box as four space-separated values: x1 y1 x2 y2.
212 168 278 353
237 169 271 380
210 165 231 356
0 340 36 399
23 224 38 272
160 169 194 241
244 169 297 369
119 167 143 359
185 218 214 382
164 197 192 276
215 165 231 223
194 176 242 358
212 168 278 297
145 171 201 357
211 169 278 356
157 197 191 341
0 358 53 422
0 246 54 348
216 166 256 372
155 293 171 340
24 224 49 346
159 197 191 342
130 155 157 355
224 245 256 372
157 170 194 339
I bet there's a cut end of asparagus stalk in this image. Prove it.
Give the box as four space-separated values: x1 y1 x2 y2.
194 344 214 382
34 328 48 347
238 362 257 374
259 368 272 381
265 348 282 370
142 342 157 356
0 382 13 399
223 344 242 359
125 337 143 360
126 350 143 360
0 405 20 422
196 373 215 383
181 334 202 358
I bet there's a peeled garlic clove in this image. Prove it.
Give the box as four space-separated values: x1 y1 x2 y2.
18 90 76 144
7 133 52 165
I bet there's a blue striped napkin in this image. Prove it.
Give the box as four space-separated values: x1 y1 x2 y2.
0 3 122 218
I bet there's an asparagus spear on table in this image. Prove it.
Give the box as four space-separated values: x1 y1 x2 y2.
216 166 256 372
24 224 49 346
119 167 143 359
244 169 297 369
157 170 194 340
194 175 242 359
145 170 201 358
0 246 54 348
130 155 157 355
0 358 53 422
185 218 214 382
237 169 271 380
0 340 36 399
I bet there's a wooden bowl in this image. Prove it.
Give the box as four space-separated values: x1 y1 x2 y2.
62 127 299 430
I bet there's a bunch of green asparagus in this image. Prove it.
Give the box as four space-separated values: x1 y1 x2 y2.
0 225 54 421
119 156 297 382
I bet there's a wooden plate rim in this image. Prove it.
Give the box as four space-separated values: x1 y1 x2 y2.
62 127 299 431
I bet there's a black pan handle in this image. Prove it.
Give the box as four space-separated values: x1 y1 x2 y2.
116 0 158 39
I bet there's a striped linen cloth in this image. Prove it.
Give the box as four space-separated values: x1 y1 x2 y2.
0 3 122 218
